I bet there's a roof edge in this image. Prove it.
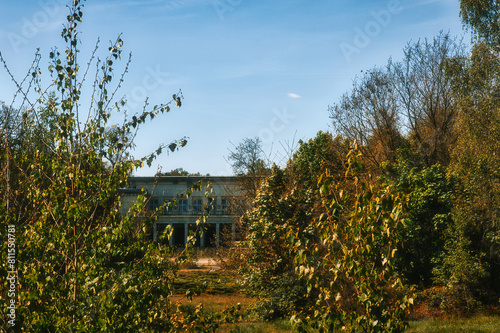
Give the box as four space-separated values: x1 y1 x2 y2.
128 176 239 182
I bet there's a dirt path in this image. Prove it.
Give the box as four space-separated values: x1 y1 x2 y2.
195 257 220 270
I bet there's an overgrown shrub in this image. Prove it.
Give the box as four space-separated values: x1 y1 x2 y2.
241 134 413 331
0 1 218 331
382 157 455 287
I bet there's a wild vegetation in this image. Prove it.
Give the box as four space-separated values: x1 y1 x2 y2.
0 1 213 331
234 3 500 331
1 0 500 332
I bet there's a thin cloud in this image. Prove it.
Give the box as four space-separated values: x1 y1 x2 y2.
287 93 301 99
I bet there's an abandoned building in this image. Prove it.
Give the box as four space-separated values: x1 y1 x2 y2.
119 176 241 248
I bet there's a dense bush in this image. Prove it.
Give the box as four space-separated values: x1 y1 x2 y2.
382 158 455 287
241 133 413 331
0 1 217 331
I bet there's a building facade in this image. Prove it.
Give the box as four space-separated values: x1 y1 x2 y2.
120 176 241 248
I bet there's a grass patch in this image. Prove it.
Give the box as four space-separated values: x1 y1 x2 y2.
172 269 240 295
218 319 293 333
170 294 255 313
407 315 500 332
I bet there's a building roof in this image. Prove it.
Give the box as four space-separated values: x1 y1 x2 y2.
128 176 239 183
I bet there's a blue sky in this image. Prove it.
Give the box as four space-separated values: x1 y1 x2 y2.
0 0 467 176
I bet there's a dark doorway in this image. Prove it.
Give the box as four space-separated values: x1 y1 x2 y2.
205 223 217 248
172 223 185 247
